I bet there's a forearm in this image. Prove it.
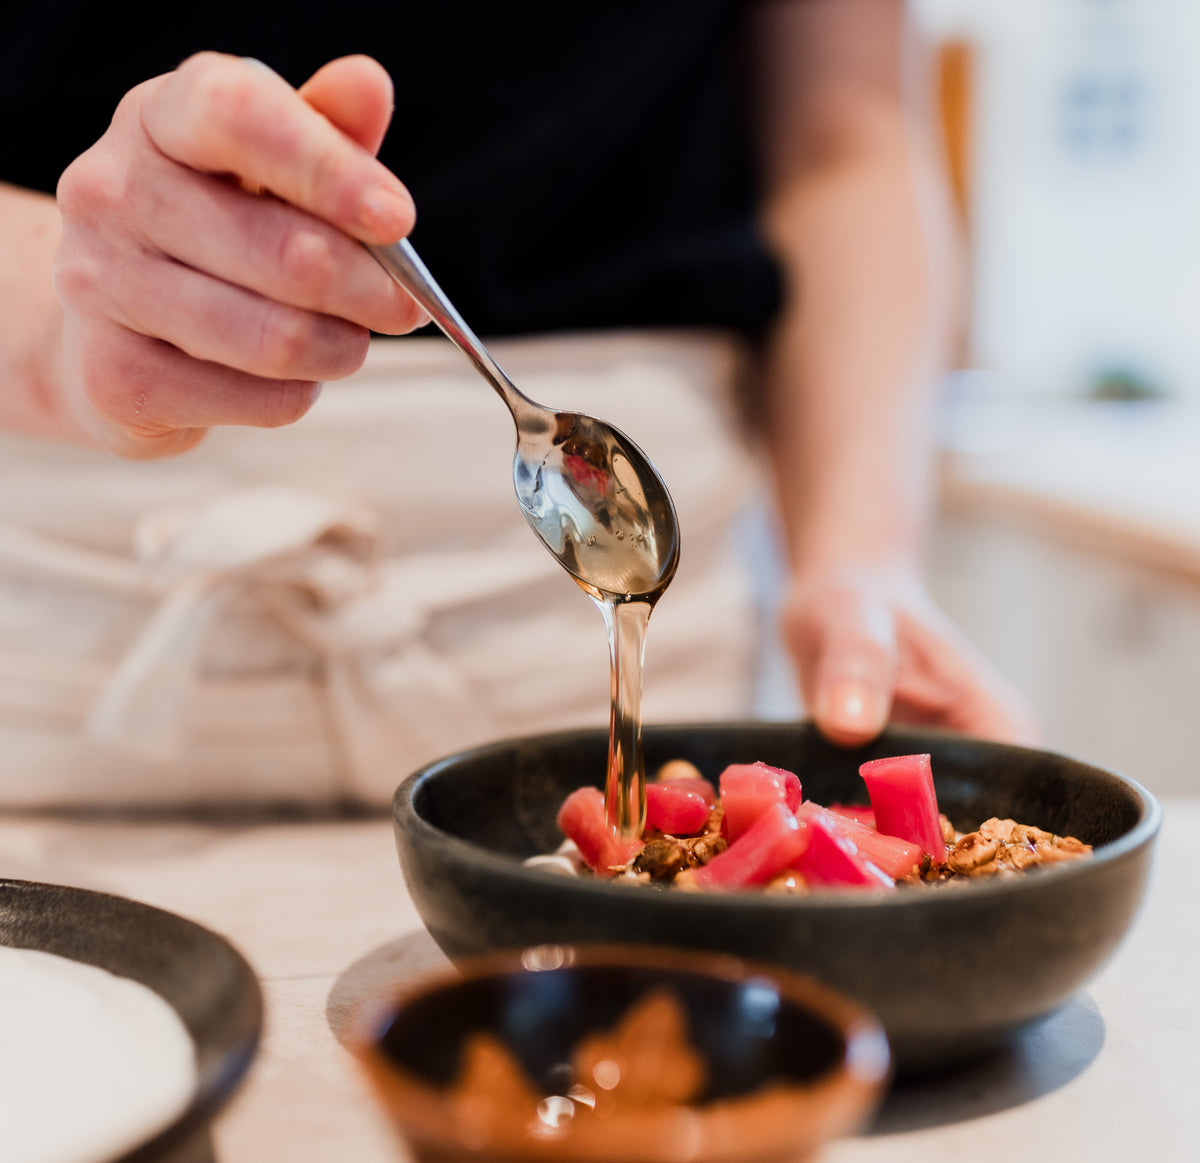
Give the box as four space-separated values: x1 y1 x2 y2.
753 85 1034 745
759 106 958 581
0 183 83 441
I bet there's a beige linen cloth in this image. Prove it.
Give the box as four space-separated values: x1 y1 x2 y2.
0 331 769 809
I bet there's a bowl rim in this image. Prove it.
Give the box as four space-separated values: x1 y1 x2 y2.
0 877 262 1163
346 942 892 1159
394 720 1163 914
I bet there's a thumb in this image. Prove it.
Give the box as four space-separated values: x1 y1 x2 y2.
785 583 898 747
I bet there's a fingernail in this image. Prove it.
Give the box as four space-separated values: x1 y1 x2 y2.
358 185 415 241
241 57 281 77
819 680 884 732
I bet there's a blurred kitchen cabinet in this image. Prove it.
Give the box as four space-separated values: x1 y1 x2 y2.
918 0 1200 400
930 510 1200 797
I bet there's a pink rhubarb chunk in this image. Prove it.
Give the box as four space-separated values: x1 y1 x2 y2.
690 803 810 891
792 804 895 889
858 753 945 859
645 781 712 836
556 787 640 876
718 762 803 843
826 803 877 829
811 807 923 880
659 775 717 807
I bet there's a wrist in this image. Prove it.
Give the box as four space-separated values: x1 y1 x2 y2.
784 554 928 612
782 518 926 587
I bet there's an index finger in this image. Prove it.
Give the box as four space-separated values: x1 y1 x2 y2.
139 52 415 244
785 585 897 747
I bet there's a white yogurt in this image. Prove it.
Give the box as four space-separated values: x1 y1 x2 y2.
0 945 197 1163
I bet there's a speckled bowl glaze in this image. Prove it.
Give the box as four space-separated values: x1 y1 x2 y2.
393 722 1160 1074
0 879 262 1163
350 944 890 1163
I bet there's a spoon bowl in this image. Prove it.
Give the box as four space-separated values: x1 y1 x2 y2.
370 241 680 603
371 239 681 838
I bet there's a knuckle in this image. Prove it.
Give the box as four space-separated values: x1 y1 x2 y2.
75 343 154 435
171 54 269 154
52 242 105 309
274 226 338 307
56 149 127 223
255 303 313 377
254 302 368 383
178 53 253 120
302 138 349 214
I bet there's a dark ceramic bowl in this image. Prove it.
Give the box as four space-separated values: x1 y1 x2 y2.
0 879 262 1163
349 944 890 1163
393 722 1160 1074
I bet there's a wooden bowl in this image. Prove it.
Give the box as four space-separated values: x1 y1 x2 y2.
350 944 889 1163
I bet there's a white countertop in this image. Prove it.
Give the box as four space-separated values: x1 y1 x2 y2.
0 798 1194 1163
939 390 1200 583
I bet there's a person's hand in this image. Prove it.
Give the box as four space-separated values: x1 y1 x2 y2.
781 565 1038 747
53 53 427 459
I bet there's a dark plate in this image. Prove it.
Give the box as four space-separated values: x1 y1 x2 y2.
0 879 262 1163
393 721 1160 1074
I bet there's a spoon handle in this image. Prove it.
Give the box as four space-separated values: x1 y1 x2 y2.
368 240 531 417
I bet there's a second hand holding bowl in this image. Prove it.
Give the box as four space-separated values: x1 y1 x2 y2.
369 240 681 836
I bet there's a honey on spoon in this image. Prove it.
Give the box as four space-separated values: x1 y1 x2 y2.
371 239 680 838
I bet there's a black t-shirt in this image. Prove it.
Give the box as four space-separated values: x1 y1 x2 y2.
2 1 782 337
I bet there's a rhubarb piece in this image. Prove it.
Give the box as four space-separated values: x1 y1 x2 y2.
792 806 895 890
556 787 640 876
645 781 712 836
826 803 877 829
654 762 717 805
689 803 810 891
718 762 803 843
858 753 946 860
807 805 923 879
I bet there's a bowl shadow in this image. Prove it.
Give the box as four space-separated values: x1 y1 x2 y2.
325 929 453 1045
868 992 1105 1133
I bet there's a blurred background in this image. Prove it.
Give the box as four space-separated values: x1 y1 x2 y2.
916 0 1200 796
756 0 1200 797
921 0 1199 398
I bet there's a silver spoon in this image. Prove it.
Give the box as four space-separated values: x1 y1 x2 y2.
370 239 681 839
369 240 680 605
